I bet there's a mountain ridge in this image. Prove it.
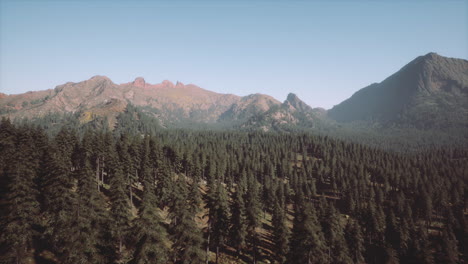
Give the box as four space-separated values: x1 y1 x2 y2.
1 52 467 134
328 52 468 129
0 75 300 128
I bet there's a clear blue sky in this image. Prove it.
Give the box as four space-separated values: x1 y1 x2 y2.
1 0 467 109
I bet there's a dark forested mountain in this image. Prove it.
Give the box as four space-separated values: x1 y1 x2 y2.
328 53 468 129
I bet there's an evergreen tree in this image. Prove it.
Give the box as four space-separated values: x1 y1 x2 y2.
321 204 351 264
405 226 434 264
108 160 131 261
229 183 247 256
131 164 168 264
116 133 136 205
42 146 80 264
205 182 230 264
438 226 460 264
344 221 365 264
287 199 327 264
245 175 261 263
271 200 289 264
0 128 40 264
169 179 205 264
74 158 109 263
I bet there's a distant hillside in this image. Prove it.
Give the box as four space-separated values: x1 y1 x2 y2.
1 52 467 150
239 93 328 132
328 53 468 129
0 76 281 128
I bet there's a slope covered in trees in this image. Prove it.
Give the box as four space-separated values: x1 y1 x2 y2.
0 118 466 264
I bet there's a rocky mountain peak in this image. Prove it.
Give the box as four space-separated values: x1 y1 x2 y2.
424 52 440 60
285 93 312 112
162 80 175 88
286 93 299 102
90 75 111 82
133 77 146 88
175 81 184 88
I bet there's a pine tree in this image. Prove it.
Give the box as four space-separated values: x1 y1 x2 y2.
74 157 109 263
345 221 365 264
131 163 168 264
205 182 230 264
188 179 202 215
229 183 247 256
109 164 131 259
0 128 40 264
287 199 327 264
405 226 434 264
0 118 16 183
439 226 459 264
169 179 205 264
320 204 351 264
245 175 261 263
116 133 137 206
42 146 80 264
271 200 289 264
156 161 173 208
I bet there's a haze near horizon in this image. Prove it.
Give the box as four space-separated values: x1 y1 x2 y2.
1 0 467 109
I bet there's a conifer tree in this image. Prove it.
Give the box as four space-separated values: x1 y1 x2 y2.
271 200 289 264
344 221 365 264
245 175 261 263
74 157 109 263
405 226 434 264
116 133 134 190
287 199 327 264
439 226 460 264
0 128 40 264
131 162 168 264
42 146 80 264
229 183 247 256
169 179 205 264
205 181 230 264
108 160 131 260
156 161 173 207
188 179 202 215
321 204 351 264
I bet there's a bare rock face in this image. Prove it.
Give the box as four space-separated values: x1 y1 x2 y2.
285 93 313 112
132 77 146 88
0 76 288 127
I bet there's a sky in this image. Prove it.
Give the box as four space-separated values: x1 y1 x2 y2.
1 0 467 109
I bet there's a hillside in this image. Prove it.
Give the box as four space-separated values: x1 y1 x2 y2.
0 76 239 127
1 121 465 264
239 93 327 131
328 53 468 129
0 76 328 130
1 52 467 150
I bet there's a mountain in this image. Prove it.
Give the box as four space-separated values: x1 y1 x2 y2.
328 52 468 129
1 52 467 140
0 76 312 129
0 76 240 126
239 93 327 131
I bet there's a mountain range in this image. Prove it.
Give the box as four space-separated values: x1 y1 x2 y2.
1 52 467 142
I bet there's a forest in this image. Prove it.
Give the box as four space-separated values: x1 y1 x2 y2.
0 117 466 264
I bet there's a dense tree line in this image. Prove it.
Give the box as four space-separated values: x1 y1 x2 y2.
0 117 466 263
